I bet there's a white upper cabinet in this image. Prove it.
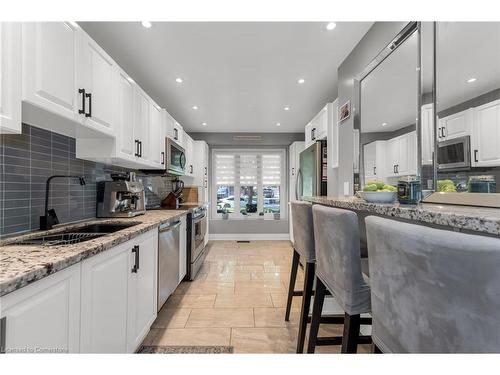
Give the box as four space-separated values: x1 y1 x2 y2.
77 31 115 134
385 131 416 177
116 69 136 160
150 103 165 167
472 99 500 167
133 87 151 163
1 263 81 353
173 121 184 147
363 141 386 182
184 133 195 176
421 104 434 165
305 104 330 149
437 108 473 142
0 22 22 134
22 22 79 122
193 140 209 194
164 110 174 140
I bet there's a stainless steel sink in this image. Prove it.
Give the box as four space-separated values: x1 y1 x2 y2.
13 222 140 246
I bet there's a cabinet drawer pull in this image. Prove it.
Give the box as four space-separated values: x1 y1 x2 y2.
131 245 140 273
85 92 92 117
78 88 86 115
161 151 165 165
474 149 478 163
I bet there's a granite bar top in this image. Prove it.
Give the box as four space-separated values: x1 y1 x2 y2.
302 196 500 236
0 209 192 297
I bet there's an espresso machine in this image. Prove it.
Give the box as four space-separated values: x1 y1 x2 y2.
97 173 146 217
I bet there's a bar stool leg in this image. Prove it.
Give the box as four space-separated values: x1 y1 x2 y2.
341 313 361 353
285 249 300 322
296 261 315 353
306 276 326 353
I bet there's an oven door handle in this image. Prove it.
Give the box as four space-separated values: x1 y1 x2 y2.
193 213 206 223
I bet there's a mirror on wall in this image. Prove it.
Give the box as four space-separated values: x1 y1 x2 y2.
359 28 419 191
432 22 500 204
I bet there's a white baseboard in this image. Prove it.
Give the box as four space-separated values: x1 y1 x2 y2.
209 233 290 241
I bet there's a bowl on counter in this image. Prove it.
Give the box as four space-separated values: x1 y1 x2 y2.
360 191 397 204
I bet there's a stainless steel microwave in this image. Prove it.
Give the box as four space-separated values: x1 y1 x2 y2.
165 138 186 176
437 135 471 171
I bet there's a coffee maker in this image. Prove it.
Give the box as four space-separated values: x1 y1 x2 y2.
97 173 146 217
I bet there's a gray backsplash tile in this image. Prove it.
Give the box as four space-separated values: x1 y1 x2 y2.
0 124 137 238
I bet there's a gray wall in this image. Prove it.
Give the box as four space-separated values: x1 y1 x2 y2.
335 22 408 196
188 132 303 236
0 124 132 238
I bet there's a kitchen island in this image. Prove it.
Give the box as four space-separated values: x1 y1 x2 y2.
302 196 500 237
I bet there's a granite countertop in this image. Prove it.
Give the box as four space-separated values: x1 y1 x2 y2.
0 209 193 297
302 196 500 236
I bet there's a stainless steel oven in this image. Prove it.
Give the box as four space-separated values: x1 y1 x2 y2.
437 136 471 171
187 206 207 280
165 138 186 176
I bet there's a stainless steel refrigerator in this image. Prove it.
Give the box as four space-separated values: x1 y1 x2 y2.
296 140 327 199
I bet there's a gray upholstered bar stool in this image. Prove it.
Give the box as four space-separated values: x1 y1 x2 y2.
366 216 500 353
307 205 372 353
287 201 316 353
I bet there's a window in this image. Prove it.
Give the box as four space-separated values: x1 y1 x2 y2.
212 149 286 219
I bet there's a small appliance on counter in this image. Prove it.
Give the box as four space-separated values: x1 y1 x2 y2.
397 176 422 204
160 178 184 209
468 175 497 193
96 172 146 217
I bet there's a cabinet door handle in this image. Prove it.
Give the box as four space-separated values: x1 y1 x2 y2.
134 140 140 157
190 165 193 174
78 88 86 115
311 128 316 140
393 165 396 174
131 245 140 273
441 127 445 138
373 166 376 175
396 164 399 174
204 166 207 176
161 151 165 165
139 141 143 158
0 316 6 353
474 149 478 163
85 92 92 117
174 128 178 141
292 167 295 176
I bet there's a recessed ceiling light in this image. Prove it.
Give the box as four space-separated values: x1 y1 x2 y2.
297 78 305 84
141 21 152 29
466 77 477 83
284 106 290 111
382 122 388 127
326 22 337 31
202 122 207 126
192 105 198 110
175 77 183 83
127 77 135 83
276 122 281 127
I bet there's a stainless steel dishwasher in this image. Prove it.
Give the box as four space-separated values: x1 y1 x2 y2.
157 219 181 312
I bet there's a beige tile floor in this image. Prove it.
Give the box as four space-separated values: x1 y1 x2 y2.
142 240 371 354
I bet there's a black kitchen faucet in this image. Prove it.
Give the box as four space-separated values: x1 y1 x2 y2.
40 175 86 230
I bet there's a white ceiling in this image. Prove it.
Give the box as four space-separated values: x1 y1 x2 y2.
436 22 500 110
79 22 373 133
361 31 418 133
361 22 500 134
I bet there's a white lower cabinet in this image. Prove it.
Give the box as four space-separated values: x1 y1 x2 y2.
0 264 81 353
80 228 157 353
